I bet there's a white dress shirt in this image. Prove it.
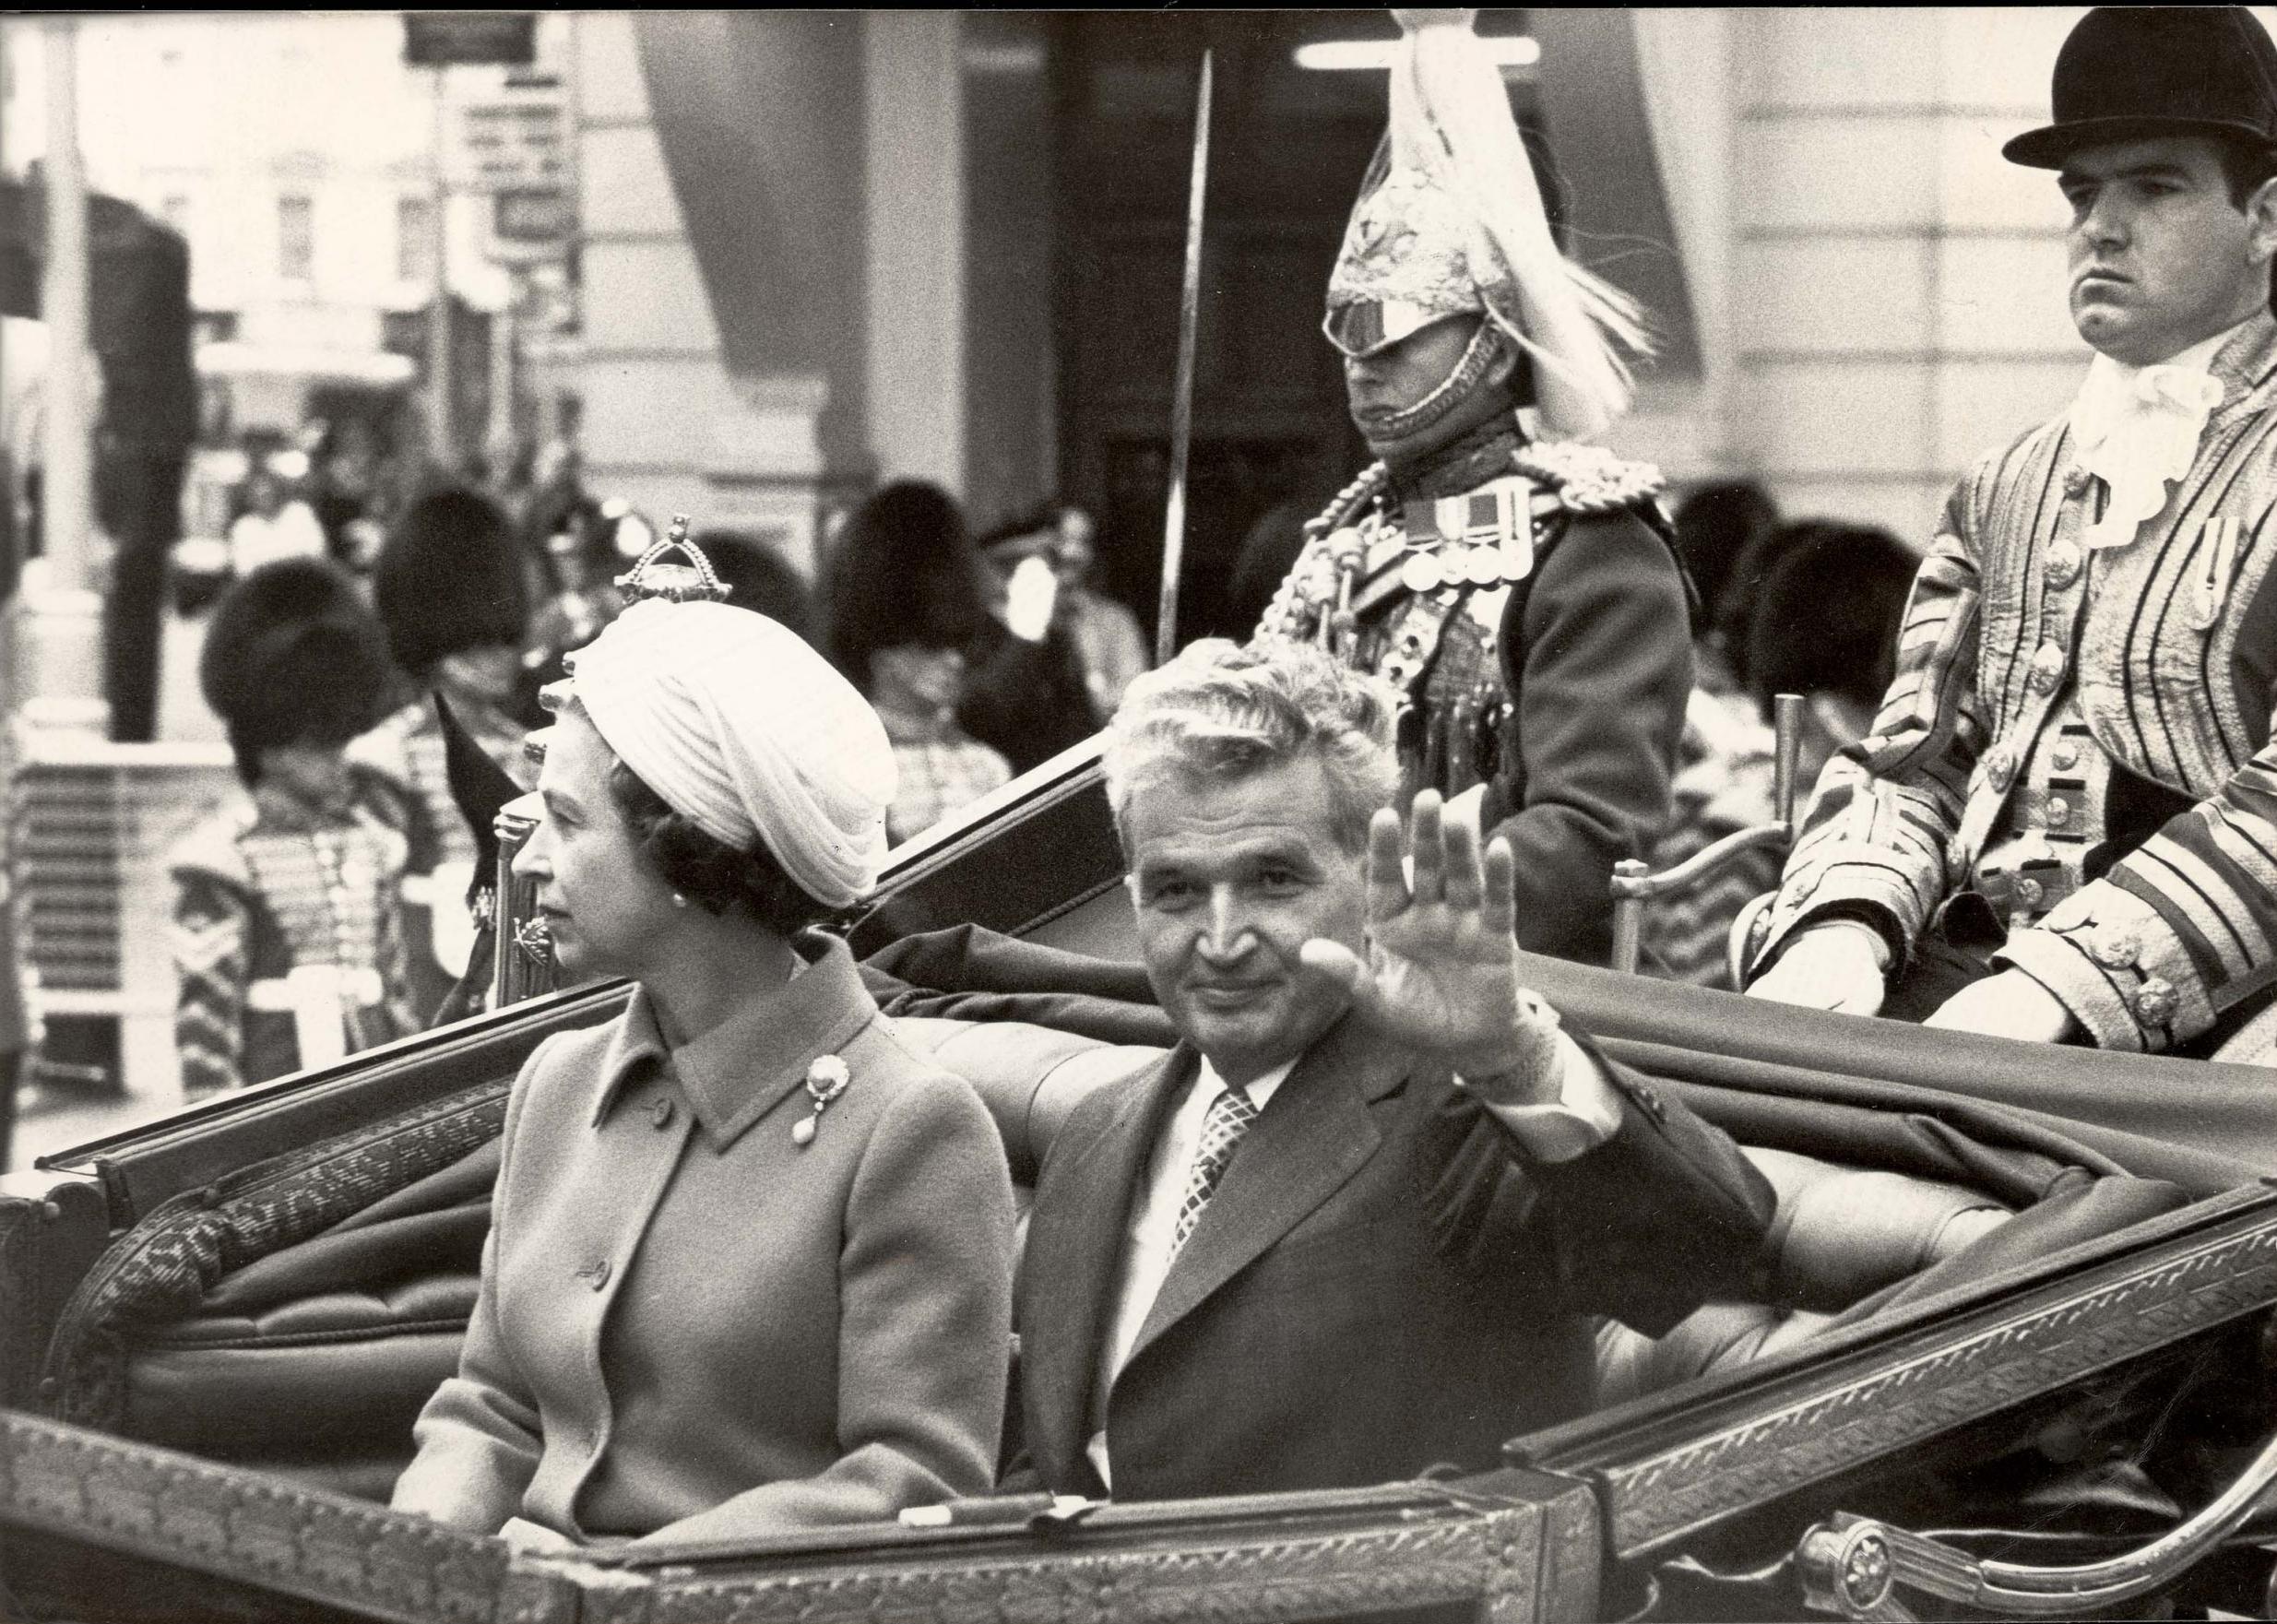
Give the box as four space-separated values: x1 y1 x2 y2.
1084 1027 1619 1489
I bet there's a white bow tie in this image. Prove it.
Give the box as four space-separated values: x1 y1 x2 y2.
2069 357 2226 551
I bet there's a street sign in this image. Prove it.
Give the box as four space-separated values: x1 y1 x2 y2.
494 188 572 245
455 89 566 192
402 12 536 68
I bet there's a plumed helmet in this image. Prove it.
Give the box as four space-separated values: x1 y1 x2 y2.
372 487 531 676
1322 8 1651 442
199 557 396 772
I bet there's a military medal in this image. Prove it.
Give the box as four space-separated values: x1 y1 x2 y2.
1463 545 1502 587
793 1054 851 1146
1400 551 1444 592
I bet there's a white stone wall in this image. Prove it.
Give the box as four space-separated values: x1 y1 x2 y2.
1722 6 2090 544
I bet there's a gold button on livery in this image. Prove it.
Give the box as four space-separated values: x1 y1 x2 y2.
2062 466 2093 498
2015 877 2045 907
2091 927 2139 969
2044 540 2082 589
1985 746 2016 793
2027 644 2067 693
2133 978 2176 1026
2050 741 2080 771
2045 797 2071 828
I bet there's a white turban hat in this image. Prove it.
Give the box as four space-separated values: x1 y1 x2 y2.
568 599 897 908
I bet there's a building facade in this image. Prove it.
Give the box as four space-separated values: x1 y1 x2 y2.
569 8 2096 599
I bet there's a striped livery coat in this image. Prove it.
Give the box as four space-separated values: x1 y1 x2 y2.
1754 312 2277 1054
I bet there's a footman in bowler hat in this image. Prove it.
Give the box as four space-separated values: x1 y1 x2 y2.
1749 8 2277 1061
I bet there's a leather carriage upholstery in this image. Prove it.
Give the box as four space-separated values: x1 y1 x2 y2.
37 1015 2014 1502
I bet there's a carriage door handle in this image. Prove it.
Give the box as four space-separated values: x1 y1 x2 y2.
1797 1425 2277 1618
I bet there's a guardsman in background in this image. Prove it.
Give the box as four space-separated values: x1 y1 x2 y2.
171 559 418 1098
351 488 540 1015
1256 9 1690 967
1748 8 2277 1060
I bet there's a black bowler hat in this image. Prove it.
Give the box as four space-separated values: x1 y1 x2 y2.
2003 6 2277 170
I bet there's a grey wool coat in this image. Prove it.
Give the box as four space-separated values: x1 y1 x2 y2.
391 936 1016 1546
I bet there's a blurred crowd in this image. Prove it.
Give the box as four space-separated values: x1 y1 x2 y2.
167 444 1165 1095
1643 483 1918 989
168 408 1919 1102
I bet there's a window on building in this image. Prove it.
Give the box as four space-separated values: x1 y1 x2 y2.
278 194 314 281
397 196 435 283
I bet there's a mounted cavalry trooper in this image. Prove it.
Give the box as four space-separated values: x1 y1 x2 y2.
171 559 419 1098
1748 7 2277 1059
1255 8 1690 967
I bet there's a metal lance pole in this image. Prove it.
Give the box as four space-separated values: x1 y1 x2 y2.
1154 51 1211 667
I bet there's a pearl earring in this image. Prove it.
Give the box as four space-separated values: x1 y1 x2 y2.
670 893 689 909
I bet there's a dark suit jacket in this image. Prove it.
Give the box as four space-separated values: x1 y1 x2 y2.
1014 1012 1775 1501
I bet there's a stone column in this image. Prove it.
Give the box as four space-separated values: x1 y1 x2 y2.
865 12 965 498
575 13 850 578
16 15 105 737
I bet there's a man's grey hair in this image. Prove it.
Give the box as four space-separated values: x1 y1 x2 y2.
1102 638 1403 853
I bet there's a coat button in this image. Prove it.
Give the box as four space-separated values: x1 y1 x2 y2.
2015 877 2045 908
2092 926 2139 969
2028 644 2067 694
1985 746 2016 793
2133 977 2176 1026
2063 466 2093 498
2051 741 2081 771
2045 797 2072 829
2045 540 2083 588
649 1097 676 1130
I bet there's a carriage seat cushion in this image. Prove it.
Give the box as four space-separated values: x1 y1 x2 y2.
110 1138 497 1502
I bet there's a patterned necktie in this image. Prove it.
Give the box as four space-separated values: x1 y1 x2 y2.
1172 1084 1258 1253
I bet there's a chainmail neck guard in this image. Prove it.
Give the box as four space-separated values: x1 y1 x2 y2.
1389 417 1528 503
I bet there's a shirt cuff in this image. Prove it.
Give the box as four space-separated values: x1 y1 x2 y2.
1470 1031 1622 1165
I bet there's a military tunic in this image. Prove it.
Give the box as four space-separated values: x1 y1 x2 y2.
168 770 420 1098
1260 433 1691 966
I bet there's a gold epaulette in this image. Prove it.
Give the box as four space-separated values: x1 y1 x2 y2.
1299 463 1392 542
1512 441 1666 516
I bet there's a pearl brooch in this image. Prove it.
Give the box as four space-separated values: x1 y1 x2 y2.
793 1054 851 1146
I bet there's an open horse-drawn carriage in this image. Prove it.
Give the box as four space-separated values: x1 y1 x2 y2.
8 738 2277 1623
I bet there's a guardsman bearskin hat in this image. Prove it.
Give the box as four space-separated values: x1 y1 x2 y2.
372 487 531 677
199 557 396 781
1322 8 1649 442
2003 7 2277 171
